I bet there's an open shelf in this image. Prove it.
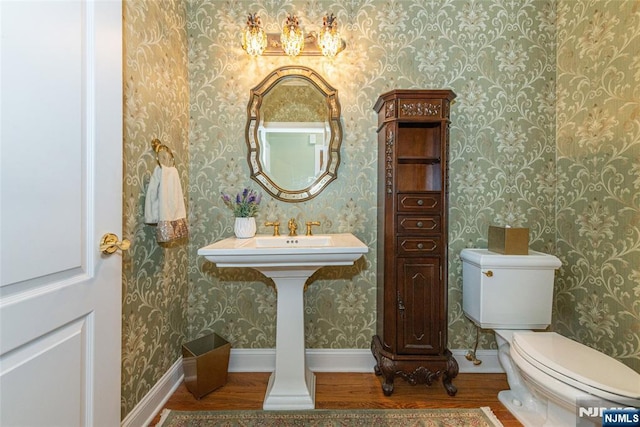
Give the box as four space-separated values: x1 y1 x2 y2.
397 164 441 191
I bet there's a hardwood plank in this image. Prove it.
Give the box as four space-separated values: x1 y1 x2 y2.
149 372 521 426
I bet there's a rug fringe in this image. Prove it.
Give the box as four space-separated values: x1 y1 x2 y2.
480 406 504 427
155 408 172 427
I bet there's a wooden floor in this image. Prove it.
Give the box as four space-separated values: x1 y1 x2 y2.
150 372 521 426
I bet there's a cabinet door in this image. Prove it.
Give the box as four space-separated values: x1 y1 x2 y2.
396 257 442 355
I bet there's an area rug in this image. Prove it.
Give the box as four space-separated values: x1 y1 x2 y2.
156 407 504 426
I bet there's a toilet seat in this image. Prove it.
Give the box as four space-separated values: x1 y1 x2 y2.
512 332 640 403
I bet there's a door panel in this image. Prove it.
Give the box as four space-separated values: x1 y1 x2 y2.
1 317 89 426
0 0 84 286
396 257 441 355
0 1 123 425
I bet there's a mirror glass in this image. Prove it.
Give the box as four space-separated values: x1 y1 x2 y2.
246 66 342 202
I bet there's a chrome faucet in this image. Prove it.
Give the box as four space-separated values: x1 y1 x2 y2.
287 218 298 236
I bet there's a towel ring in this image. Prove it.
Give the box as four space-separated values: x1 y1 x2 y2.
151 138 175 167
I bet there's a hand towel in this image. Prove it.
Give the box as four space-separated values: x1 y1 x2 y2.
144 165 188 243
144 166 162 224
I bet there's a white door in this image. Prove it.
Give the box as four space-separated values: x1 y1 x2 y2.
0 1 123 426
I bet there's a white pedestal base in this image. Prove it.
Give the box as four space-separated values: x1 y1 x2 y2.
263 367 316 410
256 266 319 411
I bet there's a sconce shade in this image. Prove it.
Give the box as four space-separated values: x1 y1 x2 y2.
317 14 341 58
280 14 304 56
241 13 267 57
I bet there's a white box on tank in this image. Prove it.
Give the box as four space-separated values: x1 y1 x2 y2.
460 249 562 330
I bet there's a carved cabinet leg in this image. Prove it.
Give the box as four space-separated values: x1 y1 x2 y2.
442 353 459 396
382 379 395 396
442 372 458 396
378 355 396 396
372 340 397 396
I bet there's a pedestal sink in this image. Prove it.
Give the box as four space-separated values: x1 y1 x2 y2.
198 233 368 410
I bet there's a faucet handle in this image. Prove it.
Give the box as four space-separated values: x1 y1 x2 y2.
287 218 298 236
265 221 280 236
305 221 321 236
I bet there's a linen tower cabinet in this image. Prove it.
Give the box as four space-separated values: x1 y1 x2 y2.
371 89 458 396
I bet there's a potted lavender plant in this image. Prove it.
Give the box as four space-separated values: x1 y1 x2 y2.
221 188 261 238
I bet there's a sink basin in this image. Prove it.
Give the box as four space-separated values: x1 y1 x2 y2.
198 232 368 410
198 233 367 268
255 235 332 247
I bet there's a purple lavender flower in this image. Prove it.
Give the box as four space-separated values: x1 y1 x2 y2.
221 188 262 217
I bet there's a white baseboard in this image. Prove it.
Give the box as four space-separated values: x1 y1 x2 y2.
121 358 184 427
124 348 502 425
228 348 502 373
227 348 378 372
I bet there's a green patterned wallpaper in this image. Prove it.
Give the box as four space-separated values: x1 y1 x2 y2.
121 0 640 420
554 0 640 372
122 0 189 417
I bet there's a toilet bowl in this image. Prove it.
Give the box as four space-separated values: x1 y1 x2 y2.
496 330 640 426
460 249 640 427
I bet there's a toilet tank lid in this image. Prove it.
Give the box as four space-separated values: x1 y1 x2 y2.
460 248 561 269
513 332 640 399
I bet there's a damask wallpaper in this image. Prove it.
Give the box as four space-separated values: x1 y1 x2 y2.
554 0 640 372
121 0 640 420
122 0 190 417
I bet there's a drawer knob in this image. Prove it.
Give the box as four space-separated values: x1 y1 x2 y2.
417 199 424 206
416 221 423 228
417 243 424 249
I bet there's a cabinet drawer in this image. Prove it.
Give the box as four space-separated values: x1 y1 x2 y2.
398 237 441 255
398 215 441 234
397 193 440 212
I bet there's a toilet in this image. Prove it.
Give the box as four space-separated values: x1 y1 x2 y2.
460 248 640 427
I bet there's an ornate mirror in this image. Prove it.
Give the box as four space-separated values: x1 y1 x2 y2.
246 66 342 202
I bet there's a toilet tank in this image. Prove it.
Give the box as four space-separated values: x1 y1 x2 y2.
460 249 561 330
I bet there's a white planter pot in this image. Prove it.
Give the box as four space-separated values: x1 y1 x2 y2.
234 217 256 239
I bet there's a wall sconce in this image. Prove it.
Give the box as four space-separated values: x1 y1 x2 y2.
317 14 341 58
241 13 267 57
280 14 305 56
241 13 346 58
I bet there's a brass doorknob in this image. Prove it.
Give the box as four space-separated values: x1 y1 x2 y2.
483 270 493 277
100 233 131 254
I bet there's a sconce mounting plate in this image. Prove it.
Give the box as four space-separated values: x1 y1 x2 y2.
262 32 345 56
